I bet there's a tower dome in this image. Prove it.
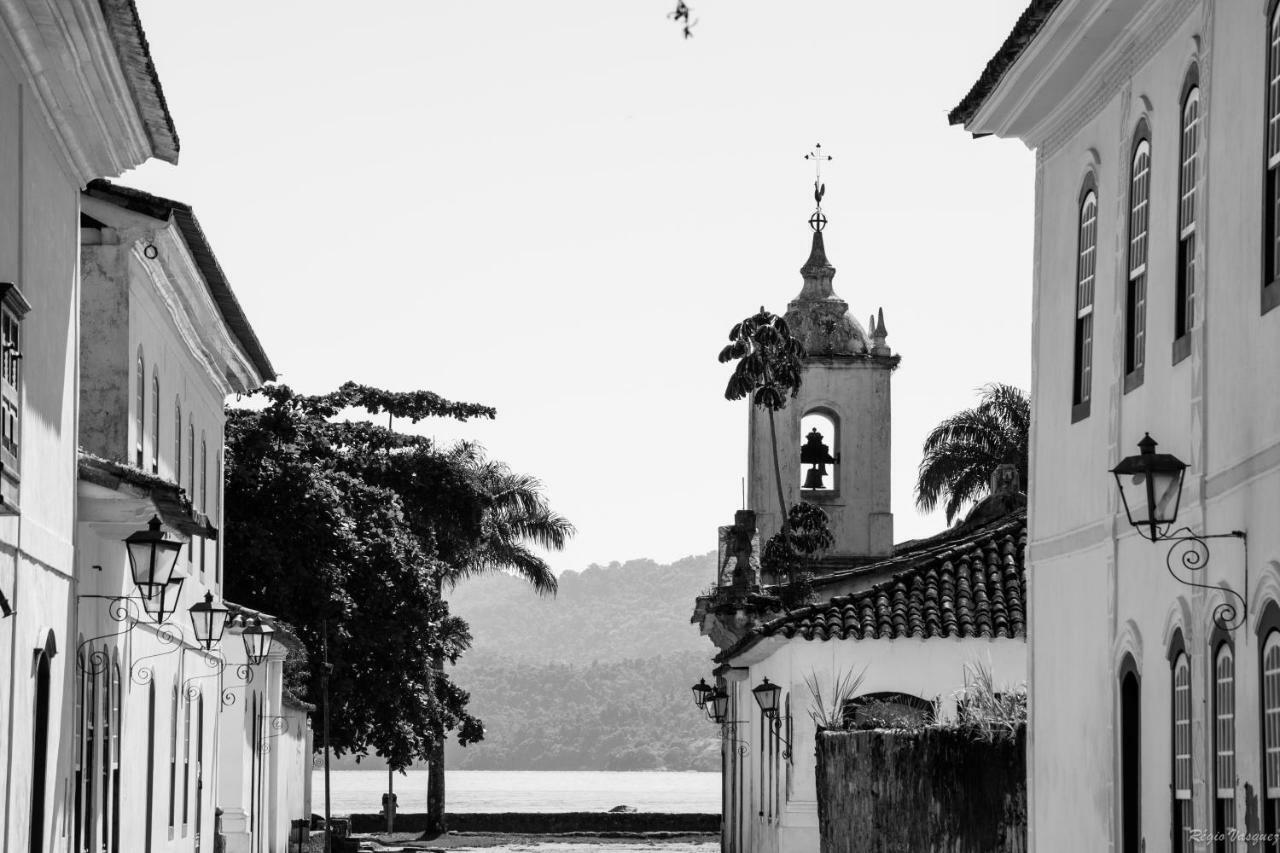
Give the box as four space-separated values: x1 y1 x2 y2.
783 230 870 357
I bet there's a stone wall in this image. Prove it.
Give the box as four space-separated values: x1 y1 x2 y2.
347 811 719 834
815 727 1025 853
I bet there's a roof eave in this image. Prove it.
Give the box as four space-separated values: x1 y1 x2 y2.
98 0 180 164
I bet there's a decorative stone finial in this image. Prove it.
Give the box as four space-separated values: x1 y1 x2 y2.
871 307 890 356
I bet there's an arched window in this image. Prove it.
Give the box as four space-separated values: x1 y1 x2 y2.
145 683 155 853
1171 646 1192 852
182 689 191 833
1125 125 1151 387
215 453 223 584
29 648 51 853
135 349 145 467
1120 658 1141 853
1266 5 1280 298
1073 176 1098 420
188 420 195 567
195 692 204 847
799 411 839 493
100 651 111 849
1176 68 1200 351
187 421 195 499
150 373 160 474
74 652 85 851
174 400 182 486
200 435 208 574
110 658 121 853
168 682 178 831
1263 629 1280 846
1214 642 1236 847
842 692 934 729
84 658 97 853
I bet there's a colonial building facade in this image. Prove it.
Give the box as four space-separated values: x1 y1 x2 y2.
694 212 1028 853
0 2 178 850
952 0 1280 850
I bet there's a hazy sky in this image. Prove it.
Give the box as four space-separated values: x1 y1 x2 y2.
127 0 1035 574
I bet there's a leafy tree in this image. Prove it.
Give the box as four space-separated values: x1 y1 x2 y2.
422 452 574 837
914 383 1030 524
761 502 833 608
719 307 805 534
223 381 497 769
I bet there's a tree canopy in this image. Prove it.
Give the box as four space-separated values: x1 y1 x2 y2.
223 381 507 769
915 383 1030 524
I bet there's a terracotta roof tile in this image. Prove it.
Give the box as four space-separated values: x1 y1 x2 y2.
947 0 1066 128
722 511 1026 659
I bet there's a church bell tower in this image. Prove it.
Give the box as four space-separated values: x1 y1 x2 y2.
747 150 899 565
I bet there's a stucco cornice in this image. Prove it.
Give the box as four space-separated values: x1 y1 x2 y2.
0 0 174 182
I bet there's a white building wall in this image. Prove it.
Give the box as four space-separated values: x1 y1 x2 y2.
723 636 1026 853
1002 1 1280 850
0 40 91 853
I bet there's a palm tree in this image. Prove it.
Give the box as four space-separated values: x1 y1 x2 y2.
719 307 805 532
915 383 1030 524
422 450 574 838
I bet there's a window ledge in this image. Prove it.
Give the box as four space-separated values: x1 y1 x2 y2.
1171 334 1192 365
1071 400 1091 423
1266 280 1280 315
1123 368 1145 394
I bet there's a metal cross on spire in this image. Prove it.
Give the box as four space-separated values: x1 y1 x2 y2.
804 143 832 232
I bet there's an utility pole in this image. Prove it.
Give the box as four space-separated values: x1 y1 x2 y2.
322 619 332 853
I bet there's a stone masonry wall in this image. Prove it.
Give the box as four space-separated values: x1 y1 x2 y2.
815 727 1026 853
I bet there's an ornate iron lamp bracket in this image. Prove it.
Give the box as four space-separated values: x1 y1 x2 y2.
1157 527 1248 631
182 649 226 700
130 622 185 686
75 595 140 676
261 716 290 754
220 663 256 707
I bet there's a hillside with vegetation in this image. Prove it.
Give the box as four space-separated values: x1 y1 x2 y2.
442 553 722 771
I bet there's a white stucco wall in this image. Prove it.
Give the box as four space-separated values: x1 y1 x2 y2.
722 636 1026 853
0 37 91 853
987 1 1280 850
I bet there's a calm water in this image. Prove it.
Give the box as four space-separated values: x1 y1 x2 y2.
313 770 721 816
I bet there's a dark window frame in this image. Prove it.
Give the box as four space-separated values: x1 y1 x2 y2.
1264 0 1280 312
1073 174 1099 422
1212 629 1237 852
1120 654 1142 853
1258 602 1280 852
1125 119 1152 392
1174 65 1200 363
1169 630 1192 853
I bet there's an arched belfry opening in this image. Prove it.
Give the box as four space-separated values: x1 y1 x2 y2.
800 411 839 493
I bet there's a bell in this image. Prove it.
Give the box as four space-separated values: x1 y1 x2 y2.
803 464 827 490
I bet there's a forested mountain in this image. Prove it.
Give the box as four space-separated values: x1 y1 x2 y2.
442 553 722 771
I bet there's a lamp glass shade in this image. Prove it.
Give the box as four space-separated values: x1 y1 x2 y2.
1110 434 1187 540
188 592 229 651
692 678 714 709
140 577 183 624
752 678 781 717
710 688 730 724
242 620 276 665
125 516 184 595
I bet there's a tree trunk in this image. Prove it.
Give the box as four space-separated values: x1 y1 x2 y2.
423 645 447 837
767 409 789 536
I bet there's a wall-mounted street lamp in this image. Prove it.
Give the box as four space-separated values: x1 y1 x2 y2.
189 592 230 651
1110 434 1247 631
139 577 184 624
241 618 276 666
691 678 715 710
124 516 184 599
751 678 792 758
